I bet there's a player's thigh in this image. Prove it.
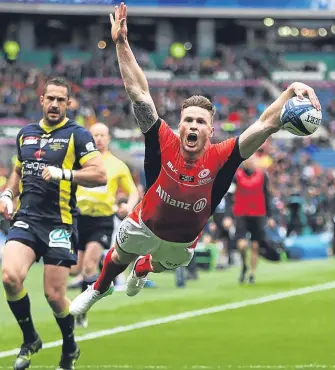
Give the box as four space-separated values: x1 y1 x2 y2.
235 217 248 240
248 217 266 241
153 245 194 270
70 249 84 276
43 264 70 302
2 240 36 284
116 218 156 258
114 242 138 264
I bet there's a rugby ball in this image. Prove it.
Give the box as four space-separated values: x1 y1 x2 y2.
280 97 322 136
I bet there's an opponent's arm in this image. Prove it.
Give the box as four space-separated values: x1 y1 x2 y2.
72 156 107 187
239 82 321 159
111 3 158 133
0 130 24 219
42 156 107 187
0 166 21 220
4 166 21 198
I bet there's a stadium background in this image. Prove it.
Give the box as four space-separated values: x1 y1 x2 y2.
0 0 334 369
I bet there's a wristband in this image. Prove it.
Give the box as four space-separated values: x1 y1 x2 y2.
62 169 73 181
1 189 14 200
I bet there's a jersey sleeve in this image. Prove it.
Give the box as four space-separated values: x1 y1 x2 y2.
144 118 178 151
119 163 138 195
215 137 244 167
15 130 24 168
73 127 100 166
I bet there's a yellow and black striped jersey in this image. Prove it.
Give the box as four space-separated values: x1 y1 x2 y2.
15 117 99 225
76 152 137 217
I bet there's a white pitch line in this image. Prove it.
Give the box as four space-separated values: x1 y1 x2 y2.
0 281 334 360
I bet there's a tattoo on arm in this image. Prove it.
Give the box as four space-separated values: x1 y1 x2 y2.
133 101 157 133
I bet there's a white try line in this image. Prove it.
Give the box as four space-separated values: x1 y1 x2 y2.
0 281 334 360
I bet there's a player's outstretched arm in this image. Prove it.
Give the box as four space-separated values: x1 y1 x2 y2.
239 82 321 159
110 2 158 133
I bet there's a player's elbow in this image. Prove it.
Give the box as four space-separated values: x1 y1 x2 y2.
86 165 107 187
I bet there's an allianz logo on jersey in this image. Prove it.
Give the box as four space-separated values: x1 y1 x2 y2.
156 185 207 212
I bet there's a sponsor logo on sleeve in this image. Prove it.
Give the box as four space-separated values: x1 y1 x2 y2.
85 142 95 152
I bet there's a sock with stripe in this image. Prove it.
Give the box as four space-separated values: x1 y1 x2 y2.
94 248 128 293
6 289 38 343
134 255 153 277
54 309 76 354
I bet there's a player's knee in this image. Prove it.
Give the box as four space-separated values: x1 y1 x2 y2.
2 266 24 293
237 239 248 250
82 263 97 278
44 286 64 304
151 261 167 273
69 264 80 277
113 247 133 264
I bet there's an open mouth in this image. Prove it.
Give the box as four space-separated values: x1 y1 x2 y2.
187 133 198 147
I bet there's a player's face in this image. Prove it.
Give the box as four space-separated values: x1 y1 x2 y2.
40 85 70 125
179 106 214 157
90 124 110 153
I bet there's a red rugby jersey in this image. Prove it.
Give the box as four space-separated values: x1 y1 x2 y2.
232 168 267 217
129 119 243 243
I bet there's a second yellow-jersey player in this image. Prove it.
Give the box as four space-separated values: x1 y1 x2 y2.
76 151 137 217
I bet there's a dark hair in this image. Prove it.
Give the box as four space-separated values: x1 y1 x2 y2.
181 95 216 120
43 77 71 98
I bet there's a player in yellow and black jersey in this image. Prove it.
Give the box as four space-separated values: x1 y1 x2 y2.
72 122 139 328
0 78 107 370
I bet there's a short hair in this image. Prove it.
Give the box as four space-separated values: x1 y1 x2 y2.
43 77 71 99
181 95 216 120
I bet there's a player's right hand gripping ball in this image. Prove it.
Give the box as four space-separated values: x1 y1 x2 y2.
280 96 322 136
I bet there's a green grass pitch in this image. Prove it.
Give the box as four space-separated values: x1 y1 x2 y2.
0 259 334 369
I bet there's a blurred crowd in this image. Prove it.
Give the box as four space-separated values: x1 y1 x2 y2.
0 50 335 245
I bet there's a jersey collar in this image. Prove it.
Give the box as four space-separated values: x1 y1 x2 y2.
102 151 112 159
39 117 69 133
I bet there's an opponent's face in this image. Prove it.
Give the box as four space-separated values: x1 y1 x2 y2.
90 123 110 153
179 106 214 157
40 85 70 125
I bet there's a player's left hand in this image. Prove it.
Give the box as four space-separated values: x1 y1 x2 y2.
42 166 63 182
117 203 131 219
289 82 321 110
